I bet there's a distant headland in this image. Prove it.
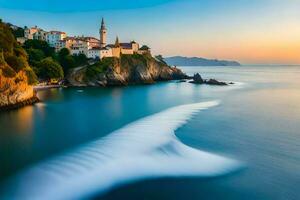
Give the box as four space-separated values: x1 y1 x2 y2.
164 56 241 66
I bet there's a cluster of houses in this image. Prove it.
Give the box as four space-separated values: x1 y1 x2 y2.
17 18 151 60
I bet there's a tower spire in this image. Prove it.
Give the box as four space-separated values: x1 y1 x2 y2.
115 36 120 47
101 17 106 30
100 17 107 48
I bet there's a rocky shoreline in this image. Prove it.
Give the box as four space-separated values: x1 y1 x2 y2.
1 59 229 112
0 73 230 112
0 96 39 111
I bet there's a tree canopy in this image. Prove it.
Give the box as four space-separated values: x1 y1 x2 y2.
36 57 64 80
26 48 46 66
57 48 87 75
23 39 55 57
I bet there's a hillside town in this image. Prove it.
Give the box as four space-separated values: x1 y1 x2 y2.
16 18 151 60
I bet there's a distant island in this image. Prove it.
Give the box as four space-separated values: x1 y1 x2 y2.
164 56 241 66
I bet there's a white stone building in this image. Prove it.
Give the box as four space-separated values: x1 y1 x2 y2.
46 31 67 49
33 29 48 41
87 47 113 59
24 26 39 40
18 26 48 44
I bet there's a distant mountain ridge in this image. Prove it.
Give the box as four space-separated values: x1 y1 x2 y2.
164 56 241 66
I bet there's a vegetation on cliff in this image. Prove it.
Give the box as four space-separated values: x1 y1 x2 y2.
85 57 116 80
0 21 38 108
0 21 37 84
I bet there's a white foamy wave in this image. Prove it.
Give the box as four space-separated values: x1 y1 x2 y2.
1 101 241 200
220 81 246 91
230 81 245 89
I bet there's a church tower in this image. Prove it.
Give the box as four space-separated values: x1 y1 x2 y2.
115 36 120 47
100 18 107 48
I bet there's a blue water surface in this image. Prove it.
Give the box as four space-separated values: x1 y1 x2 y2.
0 66 299 200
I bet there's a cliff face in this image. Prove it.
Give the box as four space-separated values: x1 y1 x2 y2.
0 70 36 107
68 54 188 87
0 21 37 110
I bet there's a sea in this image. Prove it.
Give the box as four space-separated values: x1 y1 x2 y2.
0 65 299 200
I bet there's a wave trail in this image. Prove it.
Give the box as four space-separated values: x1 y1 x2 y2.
1 101 241 200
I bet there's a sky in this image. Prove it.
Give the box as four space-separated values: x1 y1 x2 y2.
0 0 300 64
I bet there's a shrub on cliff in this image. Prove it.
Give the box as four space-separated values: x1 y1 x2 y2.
0 21 38 84
36 57 64 80
120 54 149 70
0 51 16 77
5 55 28 72
73 53 88 66
85 57 115 80
155 55 168 66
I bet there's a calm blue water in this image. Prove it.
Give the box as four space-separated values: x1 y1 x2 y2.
0 66 300 199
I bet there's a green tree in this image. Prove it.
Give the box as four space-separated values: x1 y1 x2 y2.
23 39 55 57
27 48 45 66
58 48 70 58
11 26 24 38
36 57 64 80
155 55 167 65
73 53 88 66
57 48 76 74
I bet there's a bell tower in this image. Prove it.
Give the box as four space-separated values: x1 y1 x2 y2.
100 18 107 48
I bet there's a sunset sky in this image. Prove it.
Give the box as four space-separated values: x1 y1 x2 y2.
0 0 299 64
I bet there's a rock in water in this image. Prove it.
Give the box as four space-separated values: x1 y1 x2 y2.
205 79 228 86
192 73 204 84
188 73 228 86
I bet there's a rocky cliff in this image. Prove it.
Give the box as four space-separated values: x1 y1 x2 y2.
67 54 188 87
0 70 37 110
0 21 38 110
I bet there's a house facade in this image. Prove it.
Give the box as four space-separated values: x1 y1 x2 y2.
46 31 67 49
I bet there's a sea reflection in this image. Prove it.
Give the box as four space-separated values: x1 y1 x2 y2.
0 105 34 136
109 88 124 117
37 88 65 102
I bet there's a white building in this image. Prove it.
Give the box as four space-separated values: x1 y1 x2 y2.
99 47 113 59
24 26 48 41
87 47 112 59
33 29 48 41
24 26 39 40
87 47 101 59
46 31 67 49
19 26 48 44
